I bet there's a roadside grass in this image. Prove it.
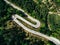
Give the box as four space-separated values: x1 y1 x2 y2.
48 14 60 30
48 14 60 40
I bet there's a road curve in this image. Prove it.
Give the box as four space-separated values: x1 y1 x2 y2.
4 0 40 28
12 15 60 45
4 0 60 45
15 14 40 28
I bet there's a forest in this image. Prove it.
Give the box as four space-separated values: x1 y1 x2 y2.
0 0 60 45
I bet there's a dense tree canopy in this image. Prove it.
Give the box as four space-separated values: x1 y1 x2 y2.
0 0 60 45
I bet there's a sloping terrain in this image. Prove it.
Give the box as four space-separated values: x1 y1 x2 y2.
0 0 60 45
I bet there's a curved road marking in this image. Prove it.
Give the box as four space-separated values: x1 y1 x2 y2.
4 0 60 45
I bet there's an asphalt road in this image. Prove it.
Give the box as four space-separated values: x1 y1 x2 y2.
14 14 40 28
4 0 60 45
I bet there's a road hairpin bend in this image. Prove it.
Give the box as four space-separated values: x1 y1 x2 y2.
4 0 60 45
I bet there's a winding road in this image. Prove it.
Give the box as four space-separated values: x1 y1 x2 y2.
13 14 40 28
4 0 60 45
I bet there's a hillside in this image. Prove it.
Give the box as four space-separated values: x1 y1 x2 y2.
0 0 60 45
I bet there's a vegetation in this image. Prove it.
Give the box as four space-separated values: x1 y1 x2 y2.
0 0 60 45
48 14 60 40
